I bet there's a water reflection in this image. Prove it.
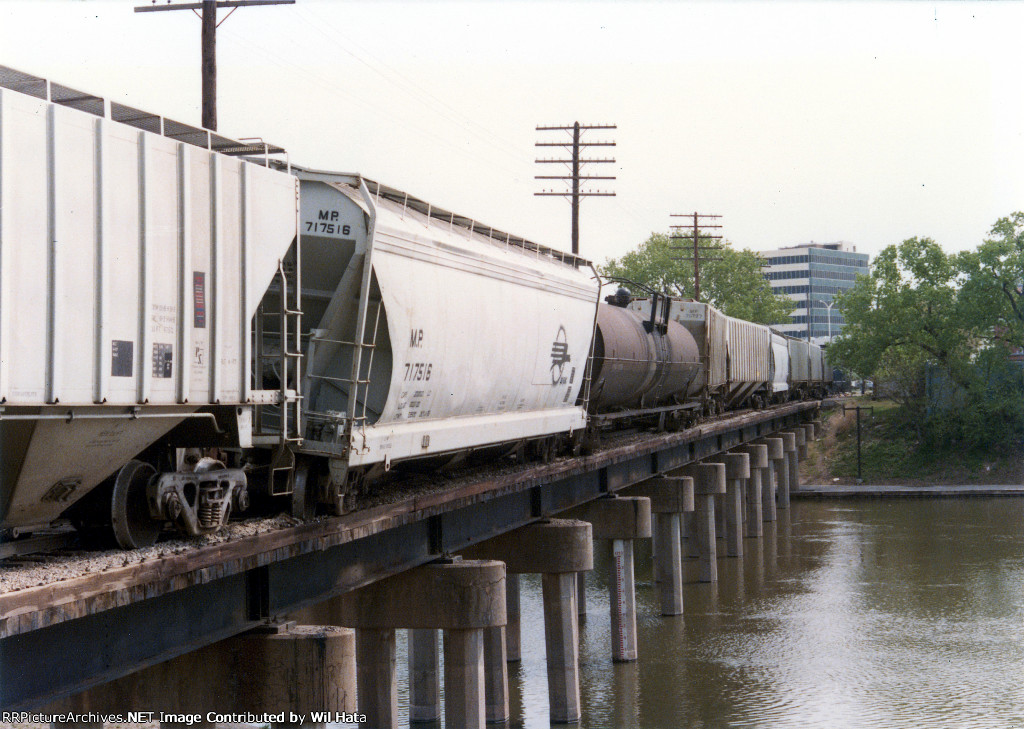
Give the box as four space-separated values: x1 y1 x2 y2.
525 498 1024 728
345 499 1024 728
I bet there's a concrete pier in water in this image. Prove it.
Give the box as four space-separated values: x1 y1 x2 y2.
336 559 506 729
734 444 768 537
775 432 797 508
785 428 805 495
47 623 356 729
462 518 593 724
758 437 784 522
680 462 726 582
722 453 750 558
408 629 440 723
624 476 695 616
572 496 652 662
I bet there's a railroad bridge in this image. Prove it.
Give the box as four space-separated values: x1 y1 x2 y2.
1 402 821 725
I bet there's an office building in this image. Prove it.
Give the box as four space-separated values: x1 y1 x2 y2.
761 241 870 343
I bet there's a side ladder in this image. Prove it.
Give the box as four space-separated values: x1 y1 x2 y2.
253 260 303 496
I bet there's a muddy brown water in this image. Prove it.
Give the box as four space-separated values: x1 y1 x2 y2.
380 498 1024 728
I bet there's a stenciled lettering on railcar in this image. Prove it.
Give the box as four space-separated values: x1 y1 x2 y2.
152 343 173 379
550 325 571 385
111 340 134 377
306 209 351 236
403 362 432 382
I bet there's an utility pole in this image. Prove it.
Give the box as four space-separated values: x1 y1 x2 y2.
535 122 616 256
135 0 295 131
842 404 874 483
669 213 722 301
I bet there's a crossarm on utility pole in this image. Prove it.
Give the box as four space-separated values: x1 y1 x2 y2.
134 0 295 131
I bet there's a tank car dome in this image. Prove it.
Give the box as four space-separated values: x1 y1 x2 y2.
605 287 632 307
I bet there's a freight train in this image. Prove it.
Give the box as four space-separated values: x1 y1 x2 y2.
0 66 833 549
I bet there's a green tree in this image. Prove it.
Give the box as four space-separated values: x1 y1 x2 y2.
602 232 793 325
830 229 1024 451
955 212 1024 349
829 237 974 388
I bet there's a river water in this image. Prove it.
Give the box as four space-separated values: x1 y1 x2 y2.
376 498 1024 728
442 498 1024 728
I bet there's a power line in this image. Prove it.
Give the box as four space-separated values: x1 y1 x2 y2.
292 6 529 166
134 0 295 131
670 212 723 302
535 122 617 256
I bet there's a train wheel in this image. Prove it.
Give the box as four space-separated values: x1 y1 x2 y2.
291 460 315 520
111 460 161 550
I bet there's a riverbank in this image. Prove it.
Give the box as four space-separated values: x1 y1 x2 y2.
801 397 1024 486
795 484 1024 497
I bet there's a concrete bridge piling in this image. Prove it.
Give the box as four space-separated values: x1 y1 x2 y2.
733 444 768 537
461 518 594 724
47 622 357 729
679 462 726 582
775 432 797 508
758 437 784 521
335 559 506 729
570 496 652 662
784 428 806 495
722 454 750 558
407 629 441 723
623 476 695 616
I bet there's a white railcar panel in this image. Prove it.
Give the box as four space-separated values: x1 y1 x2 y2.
706 305 728 390
52 104 99 403
2 411 194 529
246 163 299 328
770 332 790 393
0 89 297 407
789 338 810 382
145 138 181 403
189 152 213 403
726 316 770 384
1 91 50 402
297 172 598 467
349 408 588 469
217 157 243 403
371 234 595 425
103 123 143 404
809 342 824 381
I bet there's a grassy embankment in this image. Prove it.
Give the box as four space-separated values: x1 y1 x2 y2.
802 396 1024 485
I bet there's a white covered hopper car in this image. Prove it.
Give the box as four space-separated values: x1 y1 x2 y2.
0 66 297 547
284 168 600 513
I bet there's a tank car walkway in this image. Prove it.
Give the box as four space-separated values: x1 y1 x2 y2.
0 401 820 711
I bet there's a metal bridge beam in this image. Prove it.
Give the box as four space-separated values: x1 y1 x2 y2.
0 403 819 710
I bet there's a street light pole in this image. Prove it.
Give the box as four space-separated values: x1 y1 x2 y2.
824 299 836 342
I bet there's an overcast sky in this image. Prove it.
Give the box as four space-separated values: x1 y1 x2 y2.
1 0 1021 265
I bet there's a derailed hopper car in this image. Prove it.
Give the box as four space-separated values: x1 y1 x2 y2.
280 169 601 513
0 66 298 547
